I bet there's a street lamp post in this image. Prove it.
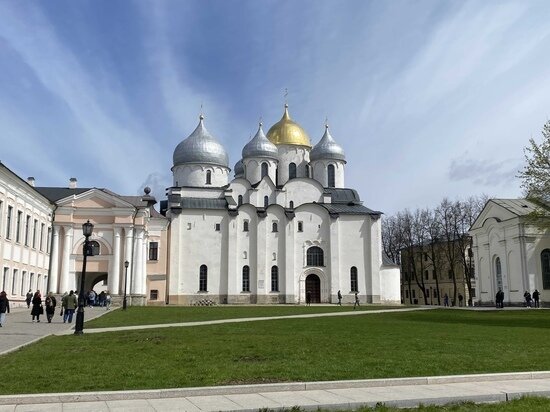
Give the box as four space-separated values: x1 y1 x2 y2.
123 260 129 310
75 220 94 335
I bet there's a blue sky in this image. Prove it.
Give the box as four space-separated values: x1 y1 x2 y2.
1 0 550 214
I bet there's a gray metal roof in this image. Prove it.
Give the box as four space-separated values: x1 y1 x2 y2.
180 197 227 210
382 252 399 267
173 116 229 168
234 160 244 177
491 199 542 216
321 203 381 216
34 187 92 202
324 188 361 204
310 125 346 162
242 124 278 159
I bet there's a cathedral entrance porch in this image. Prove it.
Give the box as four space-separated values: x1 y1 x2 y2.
299 269 329 303
306 274 321 303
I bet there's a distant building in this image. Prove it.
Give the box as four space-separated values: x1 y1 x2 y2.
400 239 475 306
469 199 548 306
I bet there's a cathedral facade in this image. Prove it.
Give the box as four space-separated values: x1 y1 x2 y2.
166 106 400 305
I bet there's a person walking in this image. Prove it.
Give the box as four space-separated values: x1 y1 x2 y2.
458 294 464 307
533 289 540 308
63 290 78 323
45 292 57 323
0 291 10 327
306 291 311 306
443 293 449 307
105 291 112 310
524 291 532 308
337 290 342 306
25 289 33 308
30 291 43 322
353 292 360 309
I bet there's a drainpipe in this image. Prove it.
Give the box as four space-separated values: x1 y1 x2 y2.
46 204 58 293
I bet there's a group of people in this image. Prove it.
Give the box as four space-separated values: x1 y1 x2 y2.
87 290 112 308
0 288 113 327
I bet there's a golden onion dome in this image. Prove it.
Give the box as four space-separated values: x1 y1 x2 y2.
266 104 311 147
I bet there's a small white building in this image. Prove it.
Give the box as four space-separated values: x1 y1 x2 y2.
469 199 549 306
167 106 401 305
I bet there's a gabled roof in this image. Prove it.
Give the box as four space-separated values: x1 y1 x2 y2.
321 203 381 217
0 162 54 205
470 198 544 231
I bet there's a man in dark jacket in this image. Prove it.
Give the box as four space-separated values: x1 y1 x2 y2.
0 291 9 327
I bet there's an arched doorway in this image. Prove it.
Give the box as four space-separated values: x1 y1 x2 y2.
306 274 321 303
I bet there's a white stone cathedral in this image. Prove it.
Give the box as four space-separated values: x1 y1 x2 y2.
166 105 400 305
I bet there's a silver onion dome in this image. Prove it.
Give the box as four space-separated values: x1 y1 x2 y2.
173 115 229 168
234 159 244 177
310 124 346 162
242 123 279 159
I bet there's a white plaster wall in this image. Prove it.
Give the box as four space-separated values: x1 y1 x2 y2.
277 145 310 185
243 158 277 185
173 164 229 188
311 160 345 188
380 267 401 303
283 179 323 208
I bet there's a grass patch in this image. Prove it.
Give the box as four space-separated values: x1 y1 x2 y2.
1 309 549 394
85 305 404 328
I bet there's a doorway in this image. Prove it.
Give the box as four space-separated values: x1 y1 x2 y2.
305 274 321 303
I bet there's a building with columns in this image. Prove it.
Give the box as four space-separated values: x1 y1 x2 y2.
33 185 168 306
166 105 401 305
470 198 549 306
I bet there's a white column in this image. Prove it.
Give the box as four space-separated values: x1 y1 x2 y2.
60 226 73 294
49 226 61 293
124 228 134 296
109 227 121 295
141 235 147 295
132 228 144 294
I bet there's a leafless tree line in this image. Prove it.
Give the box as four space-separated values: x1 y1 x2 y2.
382 196 487 306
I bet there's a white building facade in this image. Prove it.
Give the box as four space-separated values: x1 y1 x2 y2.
167 106 401 305
469 199 549 306
0 163 53 306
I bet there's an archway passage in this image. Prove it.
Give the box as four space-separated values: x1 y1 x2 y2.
306 274 321 303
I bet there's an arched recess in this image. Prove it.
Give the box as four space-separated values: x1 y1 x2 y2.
299 268 330 303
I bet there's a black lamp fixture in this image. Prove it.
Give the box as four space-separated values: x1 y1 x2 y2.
75 220 94 335
123 260 129 310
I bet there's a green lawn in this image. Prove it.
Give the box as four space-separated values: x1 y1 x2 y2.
84 305 405 328
1 309 549 394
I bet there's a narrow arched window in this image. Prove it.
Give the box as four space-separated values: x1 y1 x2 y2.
271 266 279 292
243 221 249 232
84 240 100 256
242 265 250 292
261 162 268 178
206 170 212 185
289 201 294 209
272 222 278 232
350 266 358 292
307 246 324 266
541 249 550 289
289 163 297 179
327 164 335 188
495 257 502 291
199 265 207 292
264 196 269 208
238 195 243 206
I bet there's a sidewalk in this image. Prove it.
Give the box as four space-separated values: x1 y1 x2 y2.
0 372 549 411
0 305 110 355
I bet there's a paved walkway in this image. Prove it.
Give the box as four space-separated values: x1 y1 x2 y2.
1 306 550 410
